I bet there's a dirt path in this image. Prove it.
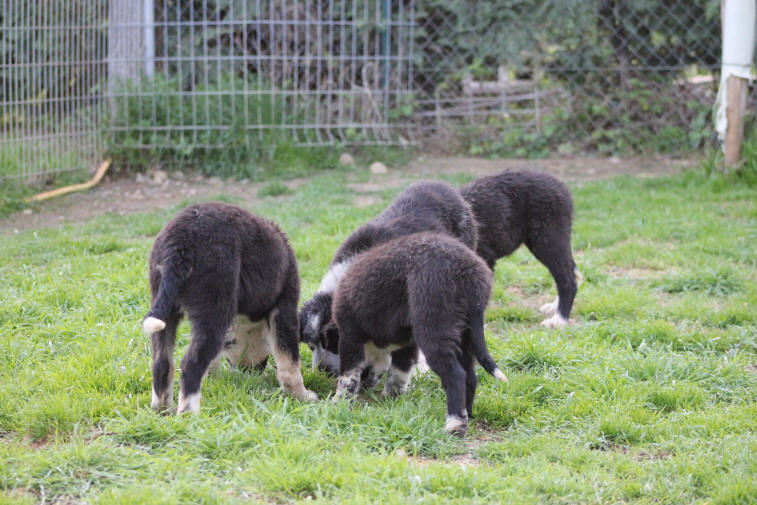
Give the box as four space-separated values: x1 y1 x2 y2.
1 155 695 234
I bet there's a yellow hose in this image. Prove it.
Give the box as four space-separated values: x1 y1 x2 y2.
25 159 112 202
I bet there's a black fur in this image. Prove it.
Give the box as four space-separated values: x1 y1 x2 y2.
460 169 580 322
143 202 314 413
300 181 478 372
332 232 504 436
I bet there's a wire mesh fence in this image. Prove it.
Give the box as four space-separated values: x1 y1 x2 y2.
1 0 108 183
1 0 727 183
108 0 416 155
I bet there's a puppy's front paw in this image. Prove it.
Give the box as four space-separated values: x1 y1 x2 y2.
444 415 468 437
539 297 558 315
540 313 568 328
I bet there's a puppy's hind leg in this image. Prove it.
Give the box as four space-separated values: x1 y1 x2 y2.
178 303 234 414
361 343 392 390
424 346 469 436
527 231 578 328
150 309 181 411
334 336 367 401
265 304 318 401
383 345 418 397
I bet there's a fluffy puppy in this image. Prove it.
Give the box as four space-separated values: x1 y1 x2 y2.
460 169 582 327
300 181 477 373
332 233 507 437
143 202 316 414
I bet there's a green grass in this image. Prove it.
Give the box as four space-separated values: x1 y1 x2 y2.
1 166 756 504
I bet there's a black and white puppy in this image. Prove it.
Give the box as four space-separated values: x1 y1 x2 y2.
142 202 317 414
331 232 507 437
299 181 478 373
460 169 582 328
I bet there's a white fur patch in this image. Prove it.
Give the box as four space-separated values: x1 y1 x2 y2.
494 368 508 382
364 342 393 374
444 414 467 434
540 312 568 328
150 386 162 410
539 297 559 316
308 313 321 332
312 346 339 372
334 368 361 401
177 390 201 414
414 351 430 376
383 366 412 397
575 267 584 287
143 316 166 334
224 315 269 369
264 310 318 401
318 259 353 294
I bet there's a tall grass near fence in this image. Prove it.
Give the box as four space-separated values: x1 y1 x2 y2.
107 74 340 178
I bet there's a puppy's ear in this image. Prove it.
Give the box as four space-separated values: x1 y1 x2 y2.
321 320 340 353
298 312 305 341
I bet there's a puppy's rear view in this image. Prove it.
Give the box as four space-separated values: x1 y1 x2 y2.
143 202 316 414
332 232 506 436
460 169 582 327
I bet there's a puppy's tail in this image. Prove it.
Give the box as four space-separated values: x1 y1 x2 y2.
143 263 182 335
469 307 507 382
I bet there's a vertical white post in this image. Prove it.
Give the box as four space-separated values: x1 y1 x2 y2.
716 0 755 168
109 0 142 81
143 0 155 77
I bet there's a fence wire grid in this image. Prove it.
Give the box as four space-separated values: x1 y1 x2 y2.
2 0 727 183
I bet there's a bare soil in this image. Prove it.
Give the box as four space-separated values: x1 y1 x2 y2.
2 155 695 234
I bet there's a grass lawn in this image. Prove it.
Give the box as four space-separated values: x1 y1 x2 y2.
1 167 756 504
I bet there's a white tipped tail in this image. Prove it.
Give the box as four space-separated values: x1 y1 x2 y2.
143 316 166 334
494 368 508 382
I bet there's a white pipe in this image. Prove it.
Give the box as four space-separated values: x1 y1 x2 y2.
143 0 155 77
715 0 755 140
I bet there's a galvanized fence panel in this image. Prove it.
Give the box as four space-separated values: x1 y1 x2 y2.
1 0 108 183
107 0 417 156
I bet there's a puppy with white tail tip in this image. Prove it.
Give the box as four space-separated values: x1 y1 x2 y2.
143 202 316 414
460 169 582 328
331 232 507 437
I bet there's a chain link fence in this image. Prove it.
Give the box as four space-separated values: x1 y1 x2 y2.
2 0 725 183
413 0 722 156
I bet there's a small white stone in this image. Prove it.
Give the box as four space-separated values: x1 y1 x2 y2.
151 170 168 185
136 172 148 183
339 153 355 166
22 208 33 215
369 161 388 174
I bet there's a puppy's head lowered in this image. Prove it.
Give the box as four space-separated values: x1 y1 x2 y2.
299 292 340 374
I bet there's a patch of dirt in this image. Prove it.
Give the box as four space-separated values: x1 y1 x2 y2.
401 420 503 468
593 441 673 461
606 266 660 281
352 195 381 208
403 155 694 182
1 155 695 234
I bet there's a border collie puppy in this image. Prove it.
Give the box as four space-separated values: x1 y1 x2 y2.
460 169 582 328
332 232 507 437
142 202 316 414
300 181 478 373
